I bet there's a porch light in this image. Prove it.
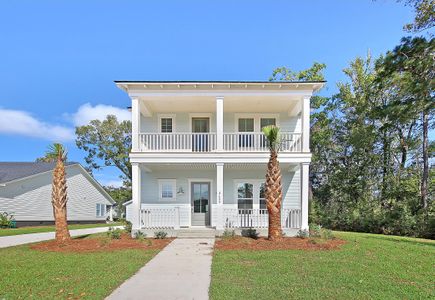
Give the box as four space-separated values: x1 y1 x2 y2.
177 187 185 195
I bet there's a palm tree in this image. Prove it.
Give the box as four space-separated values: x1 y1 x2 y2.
47 143 71 243
262 125 283 241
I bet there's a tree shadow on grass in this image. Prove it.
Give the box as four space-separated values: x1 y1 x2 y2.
368 235 435 248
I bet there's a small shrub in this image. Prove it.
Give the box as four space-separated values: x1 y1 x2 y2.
154 231 167 239
309 223 322 238
321 228 334 240
134 231 147 240
145 239 152 246
222 229 235 238
0 212 15 228
106 227 122 239
241 228 259 239
123 221 132 233
297 229 309 239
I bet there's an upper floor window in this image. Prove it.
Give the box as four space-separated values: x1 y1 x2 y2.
260 118 276 129
161 118 173 133
238 118 254 132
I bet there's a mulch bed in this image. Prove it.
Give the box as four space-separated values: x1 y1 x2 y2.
215 236 346 251
30 234 173 253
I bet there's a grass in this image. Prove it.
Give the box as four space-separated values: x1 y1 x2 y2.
0 222 122 237
210 231 435 300
0 234 158 299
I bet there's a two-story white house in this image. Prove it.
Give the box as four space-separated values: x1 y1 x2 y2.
116 81 324 237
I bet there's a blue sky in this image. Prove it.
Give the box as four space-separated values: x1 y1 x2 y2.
0 1 417 186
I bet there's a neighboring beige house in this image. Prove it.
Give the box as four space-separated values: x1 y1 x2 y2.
0 162 115 226
117 80 324 236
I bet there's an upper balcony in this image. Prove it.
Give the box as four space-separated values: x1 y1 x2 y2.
115 81 325 155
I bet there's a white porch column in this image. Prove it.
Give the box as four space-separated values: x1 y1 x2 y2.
215 163 224 229
131 97 140 152
216 96 224 151
301 95 311 152
131 163 142 232
300 162 310 231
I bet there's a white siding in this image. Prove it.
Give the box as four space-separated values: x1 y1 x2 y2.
138 166 301 227
0 165 113 221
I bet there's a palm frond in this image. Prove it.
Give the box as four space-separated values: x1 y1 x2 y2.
262 125 281 151
46 143 67 162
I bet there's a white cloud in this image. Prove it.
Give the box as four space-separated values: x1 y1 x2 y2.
70 103 130 126
0 108 74 141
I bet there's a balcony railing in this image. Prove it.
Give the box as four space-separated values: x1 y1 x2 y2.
138 132 301 152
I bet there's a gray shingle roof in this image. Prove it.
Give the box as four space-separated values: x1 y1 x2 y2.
0 162 77 184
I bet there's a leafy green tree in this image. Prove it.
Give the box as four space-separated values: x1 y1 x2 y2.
104 186 132 218
376 36 434 209
399 0 435 32
269 62 326 81
75 115 132 184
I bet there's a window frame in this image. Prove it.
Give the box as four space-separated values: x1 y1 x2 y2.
96 203 106 217
234 179 267 211
158 114 176 133
158 179 177 201
234 114 279 132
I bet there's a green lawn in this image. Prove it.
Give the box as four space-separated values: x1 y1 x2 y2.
0 236 157 299
0 222 122 237
210 232 435 300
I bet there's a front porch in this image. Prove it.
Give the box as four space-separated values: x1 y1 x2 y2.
129 162 309 237
136 206 302 237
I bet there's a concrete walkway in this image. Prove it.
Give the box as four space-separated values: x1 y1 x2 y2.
107 238 215 300
0 226 122 248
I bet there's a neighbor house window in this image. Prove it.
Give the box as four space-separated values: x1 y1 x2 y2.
159 179 176 200
96 203 106 217
237 182 253 210
161 118 173 133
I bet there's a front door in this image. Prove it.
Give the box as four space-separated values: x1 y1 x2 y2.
192 118 210 152
191 182 210 226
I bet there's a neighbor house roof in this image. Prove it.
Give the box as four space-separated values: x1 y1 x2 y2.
0 162 115 204
0 162 76 184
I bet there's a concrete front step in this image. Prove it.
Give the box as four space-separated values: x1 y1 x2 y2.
177 228 216 238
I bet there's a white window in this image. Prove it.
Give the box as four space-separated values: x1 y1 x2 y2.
259 182 267 212
235 180 267 211
237 182 254 210
158 115 176 133
159 179 176 200
96 203 106 217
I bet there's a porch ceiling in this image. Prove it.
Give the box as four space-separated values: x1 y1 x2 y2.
139 95 300 113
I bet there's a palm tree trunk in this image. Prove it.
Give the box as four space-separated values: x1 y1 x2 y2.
52 159 71 243
266 150 283 240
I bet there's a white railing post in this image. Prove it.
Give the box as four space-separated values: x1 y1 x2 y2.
302 95 311 152
216 96 224 151
174 207 180 229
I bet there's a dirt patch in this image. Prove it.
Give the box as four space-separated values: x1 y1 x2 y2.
215 236 346 251
31 234 173 253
